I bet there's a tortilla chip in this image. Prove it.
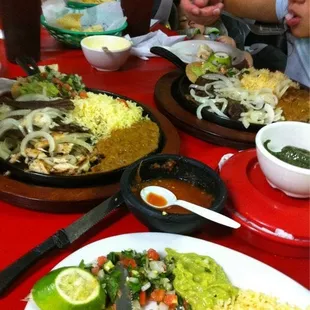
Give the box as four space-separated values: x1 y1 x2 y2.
56 13 83 31
11 82 21 99
185 62 203 83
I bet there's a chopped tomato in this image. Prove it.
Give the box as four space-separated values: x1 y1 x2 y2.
97 256 107 267
120 258 137 268
139 291 147 306
63 83 72 91
91 266 100 276
150 289 165 302
52 77 62 85
118 99 129 108
111 304 116 310
147 248 160 261
79 91 88 99
164 294 178 306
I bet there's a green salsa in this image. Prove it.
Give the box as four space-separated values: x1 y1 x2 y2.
264 140 310 169
165 248 238 309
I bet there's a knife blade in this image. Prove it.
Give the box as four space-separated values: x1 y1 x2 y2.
115 263 133 310
0 191 124 297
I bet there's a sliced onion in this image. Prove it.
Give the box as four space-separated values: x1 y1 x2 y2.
24 108 66 133
55 136 93 152
0 109 31 120
189 84 205 91
20 131 55 157
147 270 158 279
0 104 12 114
209 100 229 119
196 102 210 120
141 282 151 292
128 277 139 283
0 118 26 136
202 73 235 88
264 103 275 124
0 141 11 159
16 94 52 102
149 260 166 273
190 89 212 105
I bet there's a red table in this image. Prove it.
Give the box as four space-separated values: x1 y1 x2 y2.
0 29 309 309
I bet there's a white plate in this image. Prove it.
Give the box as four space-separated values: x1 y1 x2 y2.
25 233 310 310
166 40 245 66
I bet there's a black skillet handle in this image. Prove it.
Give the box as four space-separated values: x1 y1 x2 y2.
15 56 40 76
0 230 70 297
150 46 186 72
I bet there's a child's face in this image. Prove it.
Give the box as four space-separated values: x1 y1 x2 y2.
286 0 310 38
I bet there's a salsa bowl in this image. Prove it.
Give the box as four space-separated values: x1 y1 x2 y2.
120 154 227 234
256 121 310 198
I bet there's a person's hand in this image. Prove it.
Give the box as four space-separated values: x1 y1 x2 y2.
216 36 236 48
180 0 224 25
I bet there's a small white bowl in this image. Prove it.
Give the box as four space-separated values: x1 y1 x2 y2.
256 121 310 198
81 35 132 71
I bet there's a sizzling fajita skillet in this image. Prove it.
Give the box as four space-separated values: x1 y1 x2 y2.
0 57 176 188
151 46 310 133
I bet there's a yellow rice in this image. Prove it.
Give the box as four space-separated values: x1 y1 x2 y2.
208 289 309 310
72 92 147 139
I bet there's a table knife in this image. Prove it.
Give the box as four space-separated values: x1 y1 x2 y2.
0 191 124 297
115 263 133 310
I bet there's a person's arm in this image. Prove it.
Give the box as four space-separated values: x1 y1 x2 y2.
181 0 279 24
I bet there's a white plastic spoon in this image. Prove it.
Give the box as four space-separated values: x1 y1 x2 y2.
140 186 240 229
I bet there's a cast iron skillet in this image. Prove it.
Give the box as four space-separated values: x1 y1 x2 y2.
173 74 264 132
0 58 167 187
0 89 166 188
151 46 264 132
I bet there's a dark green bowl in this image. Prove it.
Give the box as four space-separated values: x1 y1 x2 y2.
41 15 128 48
66 1 97 9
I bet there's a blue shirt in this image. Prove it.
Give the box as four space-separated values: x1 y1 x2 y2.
276 0 310 87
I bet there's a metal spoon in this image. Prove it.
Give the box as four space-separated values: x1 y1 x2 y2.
140 186 240 229
102 46 111 53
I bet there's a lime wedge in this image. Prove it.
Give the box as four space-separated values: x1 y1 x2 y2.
32 267 106 310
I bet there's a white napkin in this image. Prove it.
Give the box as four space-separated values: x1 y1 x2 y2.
0 30 4 40
0 78 15 96
125 30 186 60
42 0 126 32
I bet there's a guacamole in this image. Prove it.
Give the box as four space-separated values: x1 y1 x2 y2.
165 248 238 309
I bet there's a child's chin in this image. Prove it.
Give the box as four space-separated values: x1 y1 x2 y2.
290 26 309 38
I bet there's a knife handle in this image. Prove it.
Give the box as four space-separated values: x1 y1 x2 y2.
0 230 69 297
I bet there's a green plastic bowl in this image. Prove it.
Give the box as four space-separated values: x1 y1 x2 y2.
40 15 128 48
66 1 97 9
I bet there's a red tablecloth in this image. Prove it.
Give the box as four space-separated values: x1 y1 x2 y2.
0 29 309 309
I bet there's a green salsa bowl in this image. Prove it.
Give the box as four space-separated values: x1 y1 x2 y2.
41 15 128 48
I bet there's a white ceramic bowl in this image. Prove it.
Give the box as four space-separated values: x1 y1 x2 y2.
165 40 245 66
256 121 310 198
81 35 132 71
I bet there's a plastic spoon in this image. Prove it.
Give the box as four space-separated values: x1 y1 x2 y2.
102 46 111 53
140 186 240 229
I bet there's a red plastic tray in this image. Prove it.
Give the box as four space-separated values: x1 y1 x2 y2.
220 149 310 258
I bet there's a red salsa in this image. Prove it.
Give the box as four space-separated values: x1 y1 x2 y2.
146 192 168 207
133 178 214 214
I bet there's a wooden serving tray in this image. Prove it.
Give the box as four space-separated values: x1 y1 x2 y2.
0 106 180 213
154 71 256 149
